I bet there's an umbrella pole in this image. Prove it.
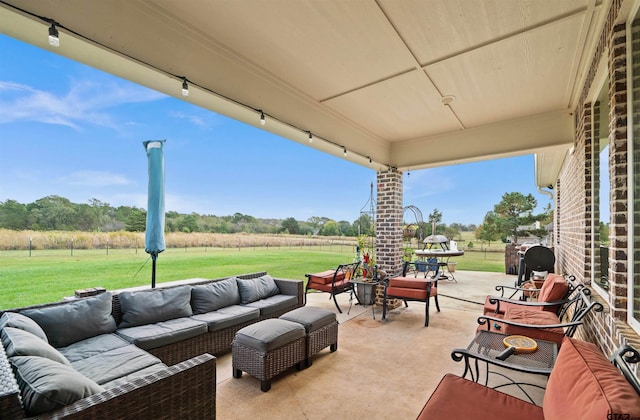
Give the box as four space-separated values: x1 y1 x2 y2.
151 254 157 289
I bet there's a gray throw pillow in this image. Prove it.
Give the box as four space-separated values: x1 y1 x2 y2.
21 293 116 348
1 327 71 366
10 355 104 416
118 285 193 328
237 275 280 304
0 312 49 343
191 278 241 314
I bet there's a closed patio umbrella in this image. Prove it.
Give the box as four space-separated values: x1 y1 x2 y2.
143 140 166 288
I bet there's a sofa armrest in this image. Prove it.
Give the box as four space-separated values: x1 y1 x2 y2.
274 278 304 306
37 354 217 419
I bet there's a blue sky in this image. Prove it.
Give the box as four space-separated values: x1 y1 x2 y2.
0 34 552 226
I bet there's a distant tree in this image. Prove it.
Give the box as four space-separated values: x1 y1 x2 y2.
427 208 443 225
29 195 76 230
475 213 500 247
125 208 147 232
0 199 28 230
492 192 543 244
337 220 354 236
281 217 300 234
178 214 199 233
320 220 339 236
443 225 460 241
307 216 329 235
353 213 374 236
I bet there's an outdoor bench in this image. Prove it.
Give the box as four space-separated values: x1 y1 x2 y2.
417 336 640 419
0 271 303 418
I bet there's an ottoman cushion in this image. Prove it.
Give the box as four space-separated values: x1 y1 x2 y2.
279 307 336 333
235 319 304 353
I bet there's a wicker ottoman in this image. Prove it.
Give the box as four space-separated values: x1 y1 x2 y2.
280 306 338 367
232 318 306 392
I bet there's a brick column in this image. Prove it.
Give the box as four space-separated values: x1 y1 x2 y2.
374 169 403 309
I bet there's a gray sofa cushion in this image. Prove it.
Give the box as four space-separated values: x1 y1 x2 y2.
234 319 305 353
118 285 193 328
191 305 260 332
70 344 164 385
21 293 117 348
0 312 49 342
1 327 71 366
9 355 105 416
115 318 207 350
101 362 168 390
237 275 280 304
57 334 130 363
191 278 241 314
244 294 299 316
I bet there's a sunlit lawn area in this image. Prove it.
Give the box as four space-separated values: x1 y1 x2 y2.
0 244 504 309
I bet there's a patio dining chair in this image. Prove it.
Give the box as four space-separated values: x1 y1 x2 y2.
305 262 360 313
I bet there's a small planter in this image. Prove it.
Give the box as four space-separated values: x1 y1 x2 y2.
447 262 457 273
356 282 377 305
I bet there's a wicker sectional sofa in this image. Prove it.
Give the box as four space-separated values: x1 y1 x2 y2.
0 272 303 419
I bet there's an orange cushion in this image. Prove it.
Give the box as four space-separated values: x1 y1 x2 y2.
307 270 345 285
503 307 564 346
386 286 430 300
388 277 430 289
544 338 640 419
307 278 350 292
417 374 543 420
538 274 568 304
483 297 543 316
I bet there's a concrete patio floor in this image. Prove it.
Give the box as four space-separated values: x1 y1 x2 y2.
215 270 548 419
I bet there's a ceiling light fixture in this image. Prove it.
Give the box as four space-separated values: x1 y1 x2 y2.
308 132 313 143
181 78 189 96
441 95 455 105
48 22 59 47
343 147 347 157
259 111 265 126
369 157 373 166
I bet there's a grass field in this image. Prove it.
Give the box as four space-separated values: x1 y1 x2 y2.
0 243 505 309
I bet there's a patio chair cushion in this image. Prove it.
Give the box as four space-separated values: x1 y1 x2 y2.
537 273 569 305
1 327 71 366
9 355 105 416
0 312 49 342
21 292 117 348
237 275 280 304
234 318 305 353
244 294 299 316
118 286 193 328
388 276 429 289
543 337 640 419
191 278 241 313
115 317 207 350
307 269 345 285
502 307 564 346
417 373 543 420
69 344 164 385
191 305 260 332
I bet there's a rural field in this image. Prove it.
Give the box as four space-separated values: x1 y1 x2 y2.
0 231 506 309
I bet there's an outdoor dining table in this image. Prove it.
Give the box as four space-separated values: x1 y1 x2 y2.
414 249 464 281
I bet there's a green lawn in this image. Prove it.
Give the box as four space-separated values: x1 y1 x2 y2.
0 245 505 309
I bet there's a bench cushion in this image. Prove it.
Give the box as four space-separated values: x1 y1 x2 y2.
279 306 336 333
417 373 543 420
502 307 564 346
58 334 130 363
244 294 299 316
118 286 193 328
544 337 640 419
70 344 164 385
21 292 117 348
191 278 241 313
115 317 207 350
191 305 260 332
9 355 105 416
234 319 305 353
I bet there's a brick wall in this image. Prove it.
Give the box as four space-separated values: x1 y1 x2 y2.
557 0 640 359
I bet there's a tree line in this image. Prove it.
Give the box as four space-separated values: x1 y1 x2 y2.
0 195 382 237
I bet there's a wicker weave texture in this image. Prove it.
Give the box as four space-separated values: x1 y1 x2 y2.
232 336 306 381
307 321 339 357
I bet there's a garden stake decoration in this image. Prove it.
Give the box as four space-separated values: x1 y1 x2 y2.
143 140 166 288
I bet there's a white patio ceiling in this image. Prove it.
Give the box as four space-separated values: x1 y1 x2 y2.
0 0 608 186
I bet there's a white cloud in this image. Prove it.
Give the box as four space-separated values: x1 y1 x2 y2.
0 79 166 130
169 111 212 127
59 171 131 187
